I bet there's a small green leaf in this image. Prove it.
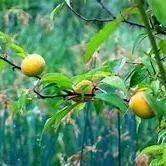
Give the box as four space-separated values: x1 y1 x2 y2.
148 0 166 26
151 80 160 95
72 58 127 84
145 94 166 118
43 103 80 132
141 56 157 75
41 73 73 89
83 19 121 63
132 33 148 54
141 144 166 155
9 43 26 58
0 60 5 72
72 71 111 84
150 158 163 166
130 65 148 87
101 76 126 90
0 31 11 43
95 93 128 113
105 58 126 73
93 100 104 114
72 60 122 84
158 130 166 143
50 3 64 21
159 40 166 54
10 90 32 114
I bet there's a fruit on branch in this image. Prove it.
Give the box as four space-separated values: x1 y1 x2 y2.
148 0 166 26
74 80 94 94
129 90 155 119
21 54 45 77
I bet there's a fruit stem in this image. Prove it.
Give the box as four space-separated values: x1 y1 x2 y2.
136 0 166 89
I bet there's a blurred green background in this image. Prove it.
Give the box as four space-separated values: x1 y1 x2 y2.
0 0 158 165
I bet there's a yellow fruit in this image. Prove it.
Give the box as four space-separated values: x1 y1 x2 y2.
21 54 45 76
129 91 155 119
74 80 94 94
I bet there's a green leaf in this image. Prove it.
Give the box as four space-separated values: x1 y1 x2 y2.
101 76 126 90
83 8 137 63
72 59 125 84
50 3 64 21
95 93 128 113
0 31 26 57
150 158 164 166
132 33 147 54
41 73 73 89
130 65 148 87
145 94 166 118
10 90 32 114
141 144 166 155
148 0 166 26
93 100 104 114
151 80 160 95
0 60 5 72
9 43 26 58
158 130 166 143
141 55 157 75
73 58 127 84
0 31 11 43
83 19 121 63
162 148 166 164
105 58 126 73
72 70 111 84
159 40 166 54
43 103 80 132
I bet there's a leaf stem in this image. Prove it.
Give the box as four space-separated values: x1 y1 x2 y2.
136 0 166 89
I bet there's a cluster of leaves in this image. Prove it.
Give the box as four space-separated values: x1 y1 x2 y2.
0 0 165 164
140 144 166 165
0 0 165 132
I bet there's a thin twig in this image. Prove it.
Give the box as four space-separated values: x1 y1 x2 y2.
66 2 145 29
0 56 21 70
98 0 145 28
67 3 114 22
98 1 166 36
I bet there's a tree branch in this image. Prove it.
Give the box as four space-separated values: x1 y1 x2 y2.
66 3 114 22
0 55 98 101
66 2 145 29
0 56 21 70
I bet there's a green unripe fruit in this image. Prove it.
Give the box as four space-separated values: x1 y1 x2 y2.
74 80 94 94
